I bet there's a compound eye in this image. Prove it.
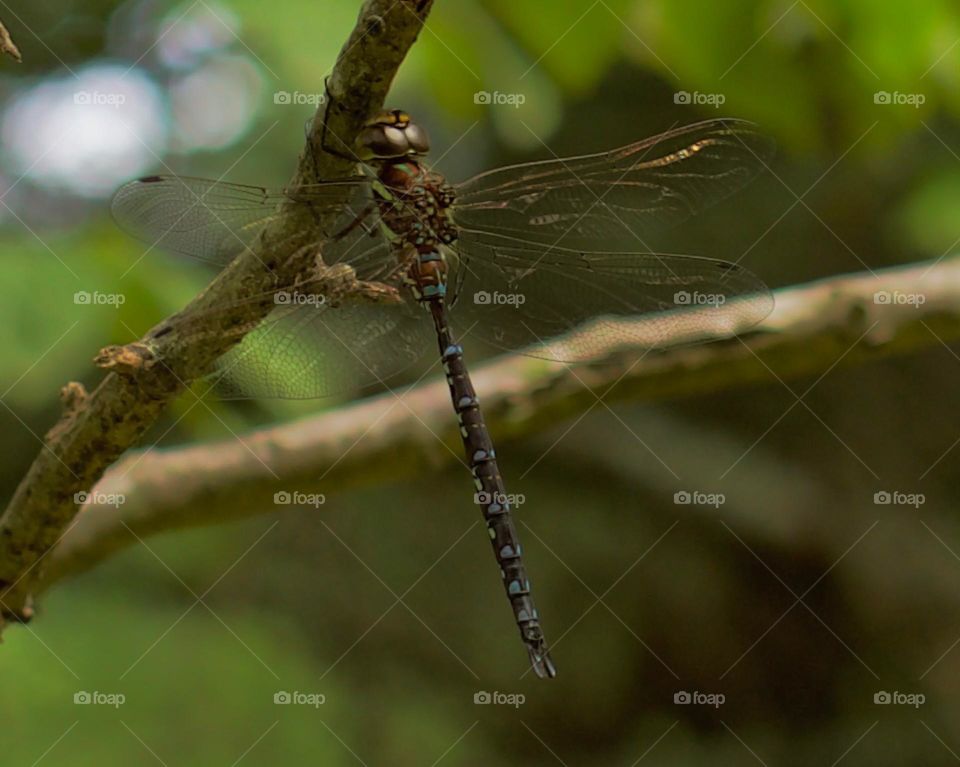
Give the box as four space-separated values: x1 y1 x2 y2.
405 123 431 154
358 125 409 158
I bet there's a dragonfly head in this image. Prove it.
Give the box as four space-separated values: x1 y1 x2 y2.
356 109 430 160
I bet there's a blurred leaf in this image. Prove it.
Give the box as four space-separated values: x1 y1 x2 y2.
0 591 350 765
399 1 562 149
895 168 960 257
483 0 635 93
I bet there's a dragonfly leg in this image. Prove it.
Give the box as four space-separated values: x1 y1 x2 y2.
317 77 363 164
331 202 380 241
291 255 404 307
280 243 325 283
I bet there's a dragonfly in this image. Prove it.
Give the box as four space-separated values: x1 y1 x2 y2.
111 111 775 678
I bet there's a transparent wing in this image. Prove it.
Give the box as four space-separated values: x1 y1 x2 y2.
205 300 433 400
451 119 774 250
113 174 426 399
110 175 376 266
448 231 773 361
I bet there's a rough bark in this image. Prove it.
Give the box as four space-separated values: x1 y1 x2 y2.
0 0 434 624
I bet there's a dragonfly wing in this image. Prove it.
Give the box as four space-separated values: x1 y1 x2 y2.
111 175 375 266
451 119 774 251
112 174 424 399
207 300 433 399
447 231 773 361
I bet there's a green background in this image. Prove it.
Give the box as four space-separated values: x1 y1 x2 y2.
1 0 959 763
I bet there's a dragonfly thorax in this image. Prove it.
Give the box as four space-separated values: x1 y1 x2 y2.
368 152 457 305
375 164 456 249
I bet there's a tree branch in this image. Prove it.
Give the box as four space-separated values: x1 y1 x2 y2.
0 18 21 62
0 0 434 624
37 256 957 594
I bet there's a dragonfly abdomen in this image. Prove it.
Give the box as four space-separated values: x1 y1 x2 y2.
403 249 447 303
432 312 556 678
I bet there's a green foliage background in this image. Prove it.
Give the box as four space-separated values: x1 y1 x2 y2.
2 0 960 763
